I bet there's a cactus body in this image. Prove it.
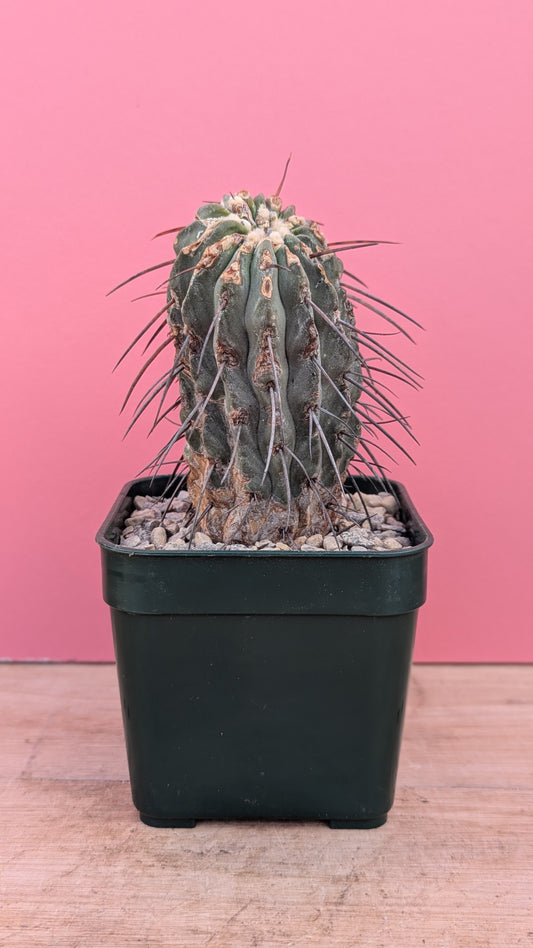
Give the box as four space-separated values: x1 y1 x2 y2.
165 192 362 543
113 183 422 546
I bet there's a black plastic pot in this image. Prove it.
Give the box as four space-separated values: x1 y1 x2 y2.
97 475 432 829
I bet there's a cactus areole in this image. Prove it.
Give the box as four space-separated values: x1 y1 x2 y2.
115 186 422 546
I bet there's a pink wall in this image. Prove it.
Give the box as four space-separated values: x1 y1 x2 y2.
1 0 532 661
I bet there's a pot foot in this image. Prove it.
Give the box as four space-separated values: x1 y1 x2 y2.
329 815 387 829
140 814 197 828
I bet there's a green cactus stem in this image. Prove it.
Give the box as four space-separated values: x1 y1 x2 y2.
111 186 423 544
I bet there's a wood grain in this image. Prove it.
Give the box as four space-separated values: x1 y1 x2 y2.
1 664 531 947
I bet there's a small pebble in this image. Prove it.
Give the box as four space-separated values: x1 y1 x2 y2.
120 534 141 548
151 526 167 549
363 494 388 509
323 535 339 551
342 511 370 525
339 528 369 545
396 536 412 548
378 493 399 515
360 512 387 530
133 495 152 510
191 532 211 548
164 536 188 550
365 536 385 548
381 537 403 551
384 516 405 529
126 509 155 525
306 533 324 548
170 501 190 514
349 495 364 512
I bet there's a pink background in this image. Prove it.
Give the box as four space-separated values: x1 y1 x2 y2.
1 0 532 661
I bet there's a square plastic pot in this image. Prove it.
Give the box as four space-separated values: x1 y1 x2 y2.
97 476 432 829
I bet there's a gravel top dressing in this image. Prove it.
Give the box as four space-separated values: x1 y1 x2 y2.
119 488 413 553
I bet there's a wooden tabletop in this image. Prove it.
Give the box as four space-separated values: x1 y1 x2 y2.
1 663 531 946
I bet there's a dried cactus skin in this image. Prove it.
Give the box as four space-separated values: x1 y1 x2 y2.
159 190 365 543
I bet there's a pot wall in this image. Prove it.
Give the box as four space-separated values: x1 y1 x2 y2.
112 609 416 827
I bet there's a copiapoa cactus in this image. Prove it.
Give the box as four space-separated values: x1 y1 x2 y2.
110 163 422 545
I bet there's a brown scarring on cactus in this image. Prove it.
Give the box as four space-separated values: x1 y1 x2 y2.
110 167 424 545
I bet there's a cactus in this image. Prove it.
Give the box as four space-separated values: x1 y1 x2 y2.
111 173 422 545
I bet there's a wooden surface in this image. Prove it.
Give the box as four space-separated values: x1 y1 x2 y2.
0 663 531 947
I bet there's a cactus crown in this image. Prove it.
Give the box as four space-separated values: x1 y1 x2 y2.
111 180 422 545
